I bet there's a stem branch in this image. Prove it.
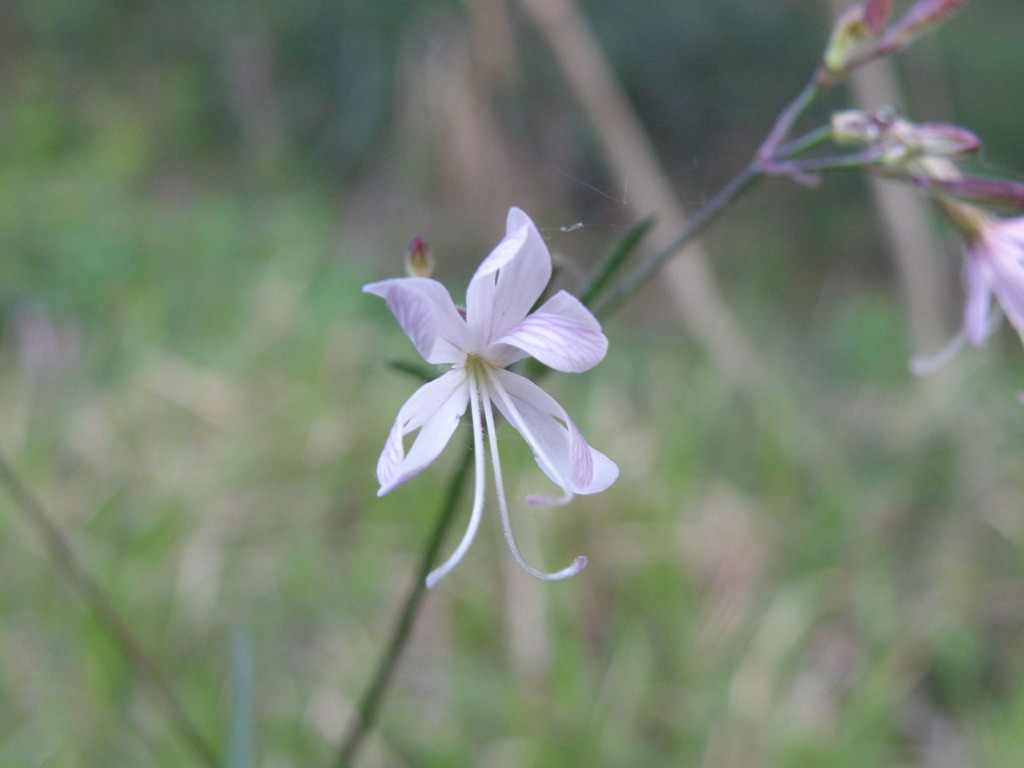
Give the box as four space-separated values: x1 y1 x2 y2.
334 443 474 767
594 163 760 319
0 451 220 768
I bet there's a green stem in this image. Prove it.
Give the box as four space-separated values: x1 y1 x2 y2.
334 442 475 768
756 79 823 166
773 147 888 177
775 125 835 160
594 77 827 320
593 162 761 319
0 451 221 768
385 358 439 383
578 218 656 309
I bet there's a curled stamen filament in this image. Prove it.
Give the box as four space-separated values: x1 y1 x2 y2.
908 310 1001 376
483 369 575 507
908 331 968 376
426 370 484 590
479 372 587 582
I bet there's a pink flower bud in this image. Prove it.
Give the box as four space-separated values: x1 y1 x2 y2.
863 0 893 34
884 0 966 49
903 123 980 157
831 108 896 144
823 6 874 74
927 177 1024 212
404 237 434 278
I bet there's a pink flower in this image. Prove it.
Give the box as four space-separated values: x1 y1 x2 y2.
364 207 618 588
958 209 1024 346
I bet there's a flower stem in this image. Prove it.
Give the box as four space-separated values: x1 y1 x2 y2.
334 441 475 768
593 162 760 319
775 125 835 160
756 79 823 166
594 77 826 320
773 147 887 176
0 450 220 768
578 217 656 309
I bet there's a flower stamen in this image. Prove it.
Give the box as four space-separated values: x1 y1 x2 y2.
483 368 575 505
425 367 487 589
480 373 587 582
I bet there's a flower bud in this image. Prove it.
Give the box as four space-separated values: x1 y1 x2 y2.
862 0 893 34
895 122 980 158
405 237 434 278
929 177 1024 212
823 6 874 74
883 0 966 50
831 108 895 144
831 108 978 176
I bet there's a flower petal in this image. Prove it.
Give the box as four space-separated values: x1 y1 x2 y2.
364 277 469 364
376 370 470 495
466 208 552 342
491 311 608 372
487 369 617 495
986 233 1024 338
962 245 994 346
535 290 603 330
995 216 1024 242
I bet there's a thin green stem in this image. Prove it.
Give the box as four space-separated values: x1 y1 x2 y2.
334 442 475 768
593 162 761 319
0 451 221 768
775 125 835 160
578 218 656 309
756 79 823 165
772 148 888 176
385 358 439 383
594 76 828 320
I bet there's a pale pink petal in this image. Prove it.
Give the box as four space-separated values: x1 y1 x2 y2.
995 216 1024 242
535 290 602 330
491 312 608 372
376 370 470 495
961 246 993 346
466 208 552 342
863 0 893 34
487 290 607 369
364 278 469 364
488 369 617 495
986 235 1024 338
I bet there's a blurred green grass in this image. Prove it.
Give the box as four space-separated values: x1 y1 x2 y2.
2 1 1024 766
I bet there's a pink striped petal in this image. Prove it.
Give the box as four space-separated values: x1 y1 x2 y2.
364 278 469 364
376 370 470 495
466 208 552 342
986 235 1024 338
536 290 602 330
961 246 993 346
492 312 608 372
996 216 1024 242
488 369 617 495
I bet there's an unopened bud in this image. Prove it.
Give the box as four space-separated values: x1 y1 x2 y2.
831 108 978 175
883 0 966 51
929 177 1024 212
405 237 434 278
862 0 893 34
823 6 873 74
897 122 980 158
831 108 895 144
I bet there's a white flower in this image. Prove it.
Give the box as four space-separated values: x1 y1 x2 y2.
364 207 618 588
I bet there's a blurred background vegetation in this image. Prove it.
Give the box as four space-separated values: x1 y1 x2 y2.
2 0 1024 765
